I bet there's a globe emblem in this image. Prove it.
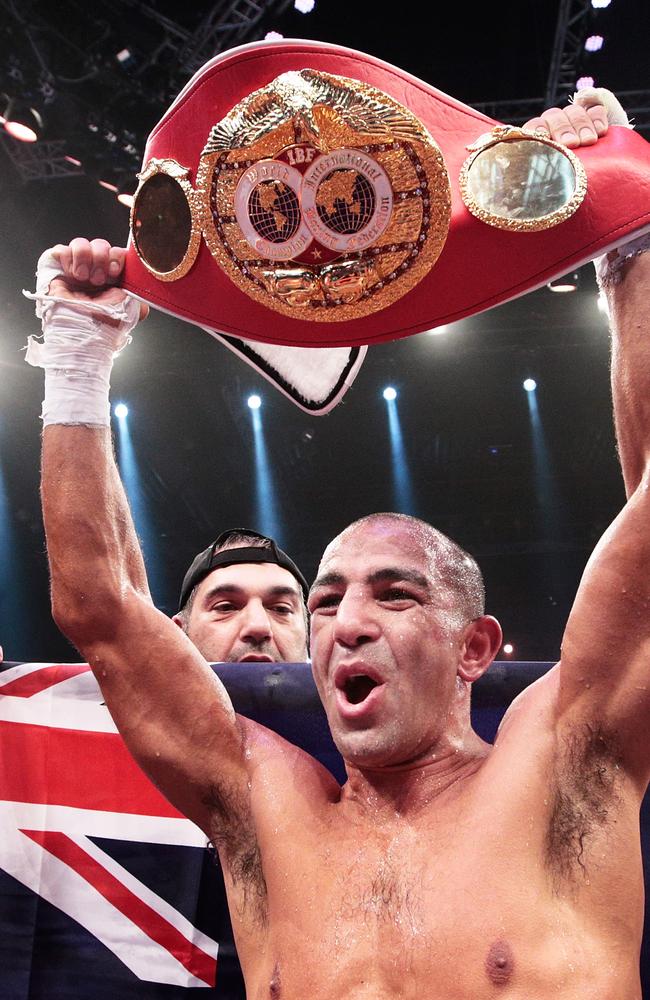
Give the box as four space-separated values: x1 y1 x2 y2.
248 180 301 244
315 169 376 235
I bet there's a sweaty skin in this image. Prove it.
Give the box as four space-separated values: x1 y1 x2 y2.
40 103 650 999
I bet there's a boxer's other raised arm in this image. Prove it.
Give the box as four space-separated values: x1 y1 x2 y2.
601 244 650 497
519 102 650 787
37 240 250 835
557 249 650 789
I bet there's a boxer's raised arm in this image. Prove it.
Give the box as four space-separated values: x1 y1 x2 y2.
519 97 650 787
37 240 251 835
557 249 650 789
600 242 650 497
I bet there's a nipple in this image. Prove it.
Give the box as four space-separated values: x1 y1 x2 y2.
269 961 281 998
485 940 514 987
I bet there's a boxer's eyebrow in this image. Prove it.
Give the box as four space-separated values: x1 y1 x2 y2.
309 567 431 595
309 572 344 595
367 567 430 590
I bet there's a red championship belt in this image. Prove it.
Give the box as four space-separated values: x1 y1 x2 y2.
121 38 650 402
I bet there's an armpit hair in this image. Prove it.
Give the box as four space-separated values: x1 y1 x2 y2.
546 721 624 886
201 728 268 924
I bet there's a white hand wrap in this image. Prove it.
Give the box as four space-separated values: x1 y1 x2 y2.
572 86 632 129
593 231 650 292
24 249 141 426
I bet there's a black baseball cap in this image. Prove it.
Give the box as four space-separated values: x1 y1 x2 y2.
178 528 309 611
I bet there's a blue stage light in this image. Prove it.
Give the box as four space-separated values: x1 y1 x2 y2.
248 395 281 540
382 386 415 514
114 402 128 419
523 378 537 393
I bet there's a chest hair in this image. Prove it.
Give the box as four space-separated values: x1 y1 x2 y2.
335 851 423 934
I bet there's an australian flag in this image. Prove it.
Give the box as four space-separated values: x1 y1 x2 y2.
0 661 246 1000
6 658 650 997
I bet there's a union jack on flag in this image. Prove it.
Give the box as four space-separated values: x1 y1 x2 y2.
0 661 238 999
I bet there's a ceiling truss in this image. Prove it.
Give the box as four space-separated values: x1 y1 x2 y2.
0 0 648 192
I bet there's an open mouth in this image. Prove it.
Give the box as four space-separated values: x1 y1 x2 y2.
343 674 380 705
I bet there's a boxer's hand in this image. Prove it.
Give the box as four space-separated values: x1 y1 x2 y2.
49 238 148 320
523 101 608 148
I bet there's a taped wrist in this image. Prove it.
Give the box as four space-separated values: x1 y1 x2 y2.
572 86 632 129
594 231 650 292
24 249 140 426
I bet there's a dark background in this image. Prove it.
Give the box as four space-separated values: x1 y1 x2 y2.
0 0 649 662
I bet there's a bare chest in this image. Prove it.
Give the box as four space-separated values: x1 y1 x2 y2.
251 782 638 1000
261 817 533 996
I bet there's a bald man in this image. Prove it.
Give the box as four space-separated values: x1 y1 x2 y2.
35 99 650 998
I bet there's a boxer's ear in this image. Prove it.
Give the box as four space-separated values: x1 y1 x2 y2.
457 615 502 683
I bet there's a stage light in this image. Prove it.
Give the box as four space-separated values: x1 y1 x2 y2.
547 271 579 293
576 76 595 90
99 179 119 192
114 402 128 419
523 378 537 393
265 31 284 40
502 643 514 656
64 155 82 167
585 34 604 52
294 0 315 11
3 99 43 142
591 0 611 7
383 383 414 513
248 392 281 539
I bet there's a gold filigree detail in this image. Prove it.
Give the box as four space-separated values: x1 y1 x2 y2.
374 149 420 190
202 70 430 157
376 200 423 246
222 222 259 262
196 69 451 322
375 251 408 279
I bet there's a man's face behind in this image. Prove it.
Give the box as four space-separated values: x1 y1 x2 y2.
308 520 467 769
180 562 308 664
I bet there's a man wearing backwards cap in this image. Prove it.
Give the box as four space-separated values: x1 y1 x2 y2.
173 528 309 664
34 99 650 997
